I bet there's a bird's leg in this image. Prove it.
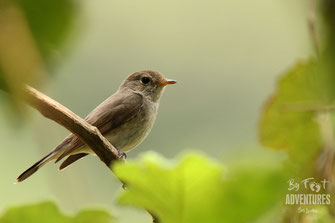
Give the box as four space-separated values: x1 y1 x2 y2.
115 147 127 160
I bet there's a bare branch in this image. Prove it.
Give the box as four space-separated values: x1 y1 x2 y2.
23 85 122 167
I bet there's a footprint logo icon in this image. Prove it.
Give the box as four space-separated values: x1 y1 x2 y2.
310 182 321 192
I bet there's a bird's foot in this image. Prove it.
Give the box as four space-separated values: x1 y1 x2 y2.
116 148 127 160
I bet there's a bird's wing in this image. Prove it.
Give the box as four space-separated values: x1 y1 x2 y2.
86 91 144 135
55 91 144 162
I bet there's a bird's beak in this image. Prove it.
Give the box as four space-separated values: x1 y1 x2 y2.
160 79 177 86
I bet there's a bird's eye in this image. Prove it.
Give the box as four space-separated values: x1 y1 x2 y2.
141 77 151 84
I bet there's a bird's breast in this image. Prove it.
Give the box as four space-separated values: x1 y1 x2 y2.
105 100 159 152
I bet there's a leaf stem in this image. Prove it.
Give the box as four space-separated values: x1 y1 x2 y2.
308 0 319 56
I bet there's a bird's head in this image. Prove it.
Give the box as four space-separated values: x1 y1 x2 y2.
120 70 176 102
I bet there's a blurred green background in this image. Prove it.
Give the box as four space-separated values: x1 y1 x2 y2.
0 0 311 222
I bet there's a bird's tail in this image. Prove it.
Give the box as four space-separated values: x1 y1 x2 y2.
16 136 74 182
16 151 57 183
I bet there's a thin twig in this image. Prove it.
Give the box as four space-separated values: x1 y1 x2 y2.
308 0 320 55
280 101 335 113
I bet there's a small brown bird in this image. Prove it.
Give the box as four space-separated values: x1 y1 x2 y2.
17 70 176 182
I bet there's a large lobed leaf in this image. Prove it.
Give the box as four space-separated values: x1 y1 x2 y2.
0 201 115 223
113 152 286 223
259 60 335 167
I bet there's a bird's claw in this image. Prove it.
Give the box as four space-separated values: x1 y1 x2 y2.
117 148 127 160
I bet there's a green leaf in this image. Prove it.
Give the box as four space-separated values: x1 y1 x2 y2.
113 152 286 223
0 201 115 223
0 0 77 113
16 0 78 62
259 59 335 168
